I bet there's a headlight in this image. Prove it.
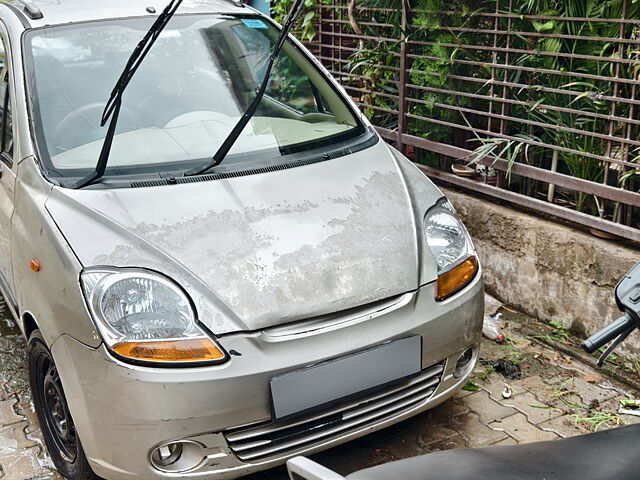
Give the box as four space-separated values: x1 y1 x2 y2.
81 269 227 366
424 199 479 300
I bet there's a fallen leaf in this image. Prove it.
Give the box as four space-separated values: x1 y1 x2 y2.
462 381 480 392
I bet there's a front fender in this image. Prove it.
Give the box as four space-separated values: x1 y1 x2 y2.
12 157 100 347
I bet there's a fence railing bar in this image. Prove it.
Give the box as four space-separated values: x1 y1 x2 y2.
440 26 640 45
405 96 640 149
375 127 640 206
417 166 640 242
324 18 395 29
317 29 398 43
408 64 640 105
348 86 399 101
317 43 402 60
348 82 640 147
321 5 398 13
333 72 640 131
407 40 640 66
323 3 640 27
404 52 640 86
405 112 639 169
354 101 398 115
319 31 640 85
405 82 640 126
323 26 640 69
316 55 401 71
410 10 640 25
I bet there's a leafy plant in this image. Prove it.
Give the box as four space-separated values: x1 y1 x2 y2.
319 0 640 227
272 0 323 42
347 40 401 125
573 411 625 432
474 365 495 382
462 381 480 391
499 339 524 366
467 135 540 182
548 321 571 343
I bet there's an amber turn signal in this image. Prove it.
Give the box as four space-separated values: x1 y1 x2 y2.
113 338 226 363
436 256 478 301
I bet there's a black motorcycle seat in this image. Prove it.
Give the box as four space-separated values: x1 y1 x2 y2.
346 424 640 480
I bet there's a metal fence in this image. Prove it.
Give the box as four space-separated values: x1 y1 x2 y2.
308 0 640 242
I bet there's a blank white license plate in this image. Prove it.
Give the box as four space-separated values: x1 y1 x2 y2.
270 336 422 421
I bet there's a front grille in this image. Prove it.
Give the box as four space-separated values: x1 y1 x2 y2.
224 361 445 462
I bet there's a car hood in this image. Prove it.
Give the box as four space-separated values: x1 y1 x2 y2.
46 141 441 333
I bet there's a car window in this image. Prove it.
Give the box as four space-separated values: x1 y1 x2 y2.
267 56 332 114
0 37 12 163
24 15 363 181
229 24 330 115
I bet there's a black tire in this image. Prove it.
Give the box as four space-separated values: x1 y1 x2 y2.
27 330 100 480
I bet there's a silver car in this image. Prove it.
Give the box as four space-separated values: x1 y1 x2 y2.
0 0 483 479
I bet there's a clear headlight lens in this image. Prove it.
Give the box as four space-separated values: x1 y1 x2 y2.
424 200 470 271
424 199 478 300
81 269 226 365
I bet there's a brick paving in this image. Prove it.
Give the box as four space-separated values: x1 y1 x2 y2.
1 294 639 479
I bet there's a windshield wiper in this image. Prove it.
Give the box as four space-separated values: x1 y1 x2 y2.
72 0 184 189
185 0 305 177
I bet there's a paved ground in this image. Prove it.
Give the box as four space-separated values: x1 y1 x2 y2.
1 295 639 480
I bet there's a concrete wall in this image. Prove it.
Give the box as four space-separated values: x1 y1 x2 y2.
442 187 640 355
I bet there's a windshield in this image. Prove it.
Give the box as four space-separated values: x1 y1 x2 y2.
24 15 363 180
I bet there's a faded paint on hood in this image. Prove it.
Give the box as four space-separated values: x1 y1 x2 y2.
46 141 440 333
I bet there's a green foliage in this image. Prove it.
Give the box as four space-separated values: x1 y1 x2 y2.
462 381 480 391
272 0 324 41
532 320 571 344
334 0 640 219
347 40 400 125
573 411 625 432
407 0 491 143
468 135 540 182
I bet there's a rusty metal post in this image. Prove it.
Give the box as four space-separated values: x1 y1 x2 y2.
620 0 637 226
497 0 513 190
603 0 627 220
486 0 500 135
397 0 409 154
623 80 637 226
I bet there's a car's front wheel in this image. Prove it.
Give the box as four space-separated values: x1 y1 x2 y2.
27 330 99 480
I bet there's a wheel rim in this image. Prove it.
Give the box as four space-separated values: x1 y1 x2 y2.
38 356 78 462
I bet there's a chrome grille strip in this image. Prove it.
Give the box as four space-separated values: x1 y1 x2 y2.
227 439 272 453
224 362 445 462
236 389 433 461
341 376 439 421
226 364 444 443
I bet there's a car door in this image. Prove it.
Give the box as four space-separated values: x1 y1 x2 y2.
0 32 16 308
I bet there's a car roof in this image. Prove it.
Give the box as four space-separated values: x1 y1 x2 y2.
4 0 248 28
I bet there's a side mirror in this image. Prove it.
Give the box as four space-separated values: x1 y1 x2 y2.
615 262 640 325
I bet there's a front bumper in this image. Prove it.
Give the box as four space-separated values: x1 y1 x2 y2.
51 277 483 479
